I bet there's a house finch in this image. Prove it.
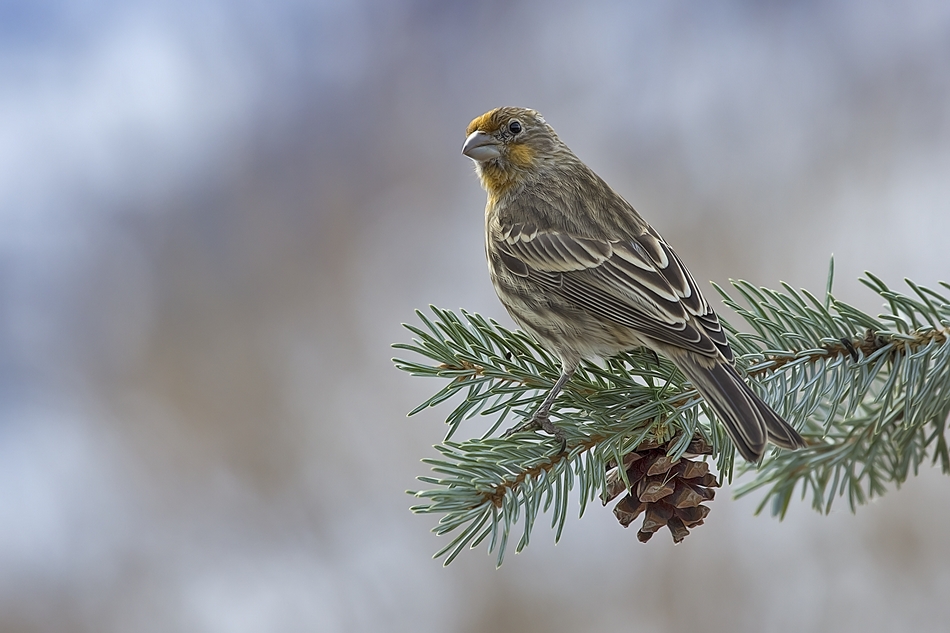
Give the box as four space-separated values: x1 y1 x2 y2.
461 106 805 462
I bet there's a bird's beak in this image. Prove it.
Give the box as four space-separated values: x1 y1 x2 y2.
462 131 501 162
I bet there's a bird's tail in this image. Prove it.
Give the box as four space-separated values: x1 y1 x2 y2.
672 353 806 462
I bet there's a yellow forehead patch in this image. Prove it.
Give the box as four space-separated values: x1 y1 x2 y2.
466 109 501 135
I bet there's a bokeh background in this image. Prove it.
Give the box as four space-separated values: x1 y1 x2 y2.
2 1 950 631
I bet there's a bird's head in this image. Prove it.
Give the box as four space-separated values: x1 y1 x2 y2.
462 107 561 199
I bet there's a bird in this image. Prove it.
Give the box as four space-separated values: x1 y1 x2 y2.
461 106 805 462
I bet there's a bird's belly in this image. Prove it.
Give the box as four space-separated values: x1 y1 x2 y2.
491 271 646 362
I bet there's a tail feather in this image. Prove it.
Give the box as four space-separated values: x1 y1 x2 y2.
672 354 805 462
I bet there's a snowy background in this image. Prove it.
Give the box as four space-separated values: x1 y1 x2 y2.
2 1 950 631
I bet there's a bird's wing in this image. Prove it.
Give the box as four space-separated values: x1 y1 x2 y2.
497 223 732 360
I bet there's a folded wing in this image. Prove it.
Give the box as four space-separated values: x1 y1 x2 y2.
497 223 732 361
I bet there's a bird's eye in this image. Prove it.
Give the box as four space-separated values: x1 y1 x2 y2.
508 120 522 135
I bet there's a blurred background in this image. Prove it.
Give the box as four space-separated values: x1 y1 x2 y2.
2 1 949 631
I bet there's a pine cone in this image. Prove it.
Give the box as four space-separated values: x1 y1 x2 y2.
602 435 719 543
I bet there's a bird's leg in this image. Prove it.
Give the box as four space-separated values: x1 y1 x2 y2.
504 365 576 451
644 347 660 369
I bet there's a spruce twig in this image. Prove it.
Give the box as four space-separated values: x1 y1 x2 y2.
393 264 950 565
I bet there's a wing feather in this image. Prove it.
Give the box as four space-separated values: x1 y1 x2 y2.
498 225 729 359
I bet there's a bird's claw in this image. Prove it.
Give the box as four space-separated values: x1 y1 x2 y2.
644 348 660 369
503 413 567 454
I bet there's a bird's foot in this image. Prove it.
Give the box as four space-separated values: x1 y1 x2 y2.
503 412 567 454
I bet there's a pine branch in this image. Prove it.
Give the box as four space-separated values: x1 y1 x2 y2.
392 262 950 565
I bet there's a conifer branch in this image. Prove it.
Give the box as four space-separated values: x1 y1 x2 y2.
393 262 950 565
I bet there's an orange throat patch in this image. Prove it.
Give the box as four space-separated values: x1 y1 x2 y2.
477 144 535 204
